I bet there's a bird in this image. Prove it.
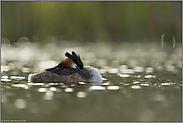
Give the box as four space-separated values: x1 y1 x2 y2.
28 51 103 85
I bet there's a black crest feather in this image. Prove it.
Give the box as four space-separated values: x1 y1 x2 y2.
65 51 84 69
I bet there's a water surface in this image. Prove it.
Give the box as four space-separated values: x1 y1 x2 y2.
1 41 182 122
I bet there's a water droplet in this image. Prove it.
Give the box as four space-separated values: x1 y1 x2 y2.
38 88 47 92
112 60 119 67
1 37 11 48
78 81 87 85
43 95 53 100
157 66 163 71
45 90 54 96
145 75 153 78
121 69 135 74
15 99 27 109
101 82 110 85
1 78 11 82
8 63 15 70
43 91 54 100
50 87 57 91
161 83 171 86
135 75 141 78
176 61 182 68
131 85 141 89
172 36 176 48
65 88 73 92
48 83 60 85
1 76 8 79
22 67 31 73
99 69 107 74
119 65 128 72
134 66 144 72
107 86 119 90
119 74 130 78
1 65 10 72
128 59 138 68
140 109 154 121
154 94 166 102
133 81 140 84
96 59 107 68
140 83 149 86
12 84 29 89
1 95 8 103
90 86 106 90
10 76 25 80
17 36 30 45
145 67 154 73
102 78 107 80
108 68 119 73
32 83 44 86
161 34 164 48
166 65 176 72
76 92 87 98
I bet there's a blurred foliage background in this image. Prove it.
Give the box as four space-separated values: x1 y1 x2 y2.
1 1 182 43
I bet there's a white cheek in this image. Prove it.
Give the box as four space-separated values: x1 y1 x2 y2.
72 63 77 68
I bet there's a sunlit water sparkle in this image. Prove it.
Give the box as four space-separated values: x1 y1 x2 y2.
1 41 182 122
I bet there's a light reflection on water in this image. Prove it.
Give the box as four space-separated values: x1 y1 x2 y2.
89 86 106 91
76 91 87 98
1 41 182 122
65 88 74 92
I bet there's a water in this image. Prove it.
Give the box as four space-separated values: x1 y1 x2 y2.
1 40 182 122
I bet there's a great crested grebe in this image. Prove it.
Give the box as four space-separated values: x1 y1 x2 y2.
28 51 103 85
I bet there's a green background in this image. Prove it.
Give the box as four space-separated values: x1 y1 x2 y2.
1 1 182 43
